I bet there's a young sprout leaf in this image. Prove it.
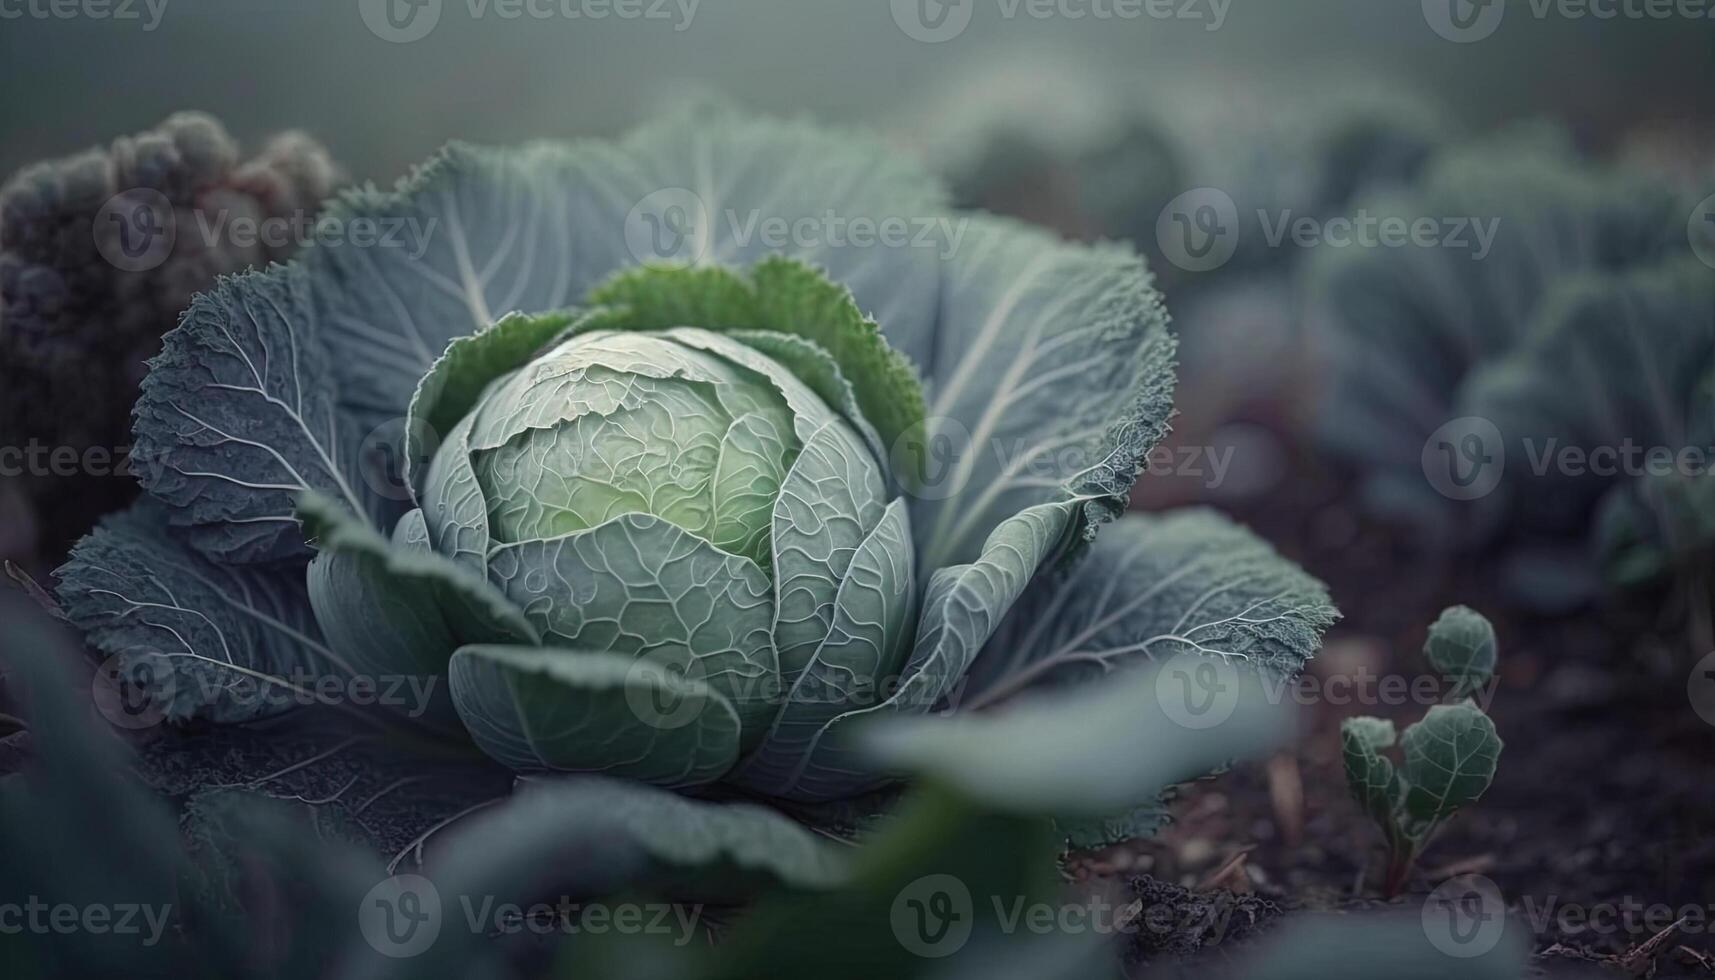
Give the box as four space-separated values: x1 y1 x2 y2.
1422 605 1498 701
1399 702 1502 835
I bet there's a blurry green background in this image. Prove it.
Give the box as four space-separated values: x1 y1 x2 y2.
2 0 1710 182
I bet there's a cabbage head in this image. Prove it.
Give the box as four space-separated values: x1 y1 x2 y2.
57 108 1335 816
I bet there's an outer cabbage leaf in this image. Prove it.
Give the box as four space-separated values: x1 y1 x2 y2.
767 420 889 684
418 412 492 572
448 645 743 788
862 659 1293 818
131 268 377 564
0 598 381 980
616 106 947 370
413 775 849 910
727 328 885 462
129 711 513 861
732 499 915 797
392 507 431 549
403 309 578 490
177 787 381 977
764 500 1080 802
304 106 944 429
964 509 1338 707
913 217 1175 569
298 492 538 728
339 773 849 980
54 500 336 723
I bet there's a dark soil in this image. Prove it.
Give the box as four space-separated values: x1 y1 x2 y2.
1099 424 1715 979
1119 876 1282 964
